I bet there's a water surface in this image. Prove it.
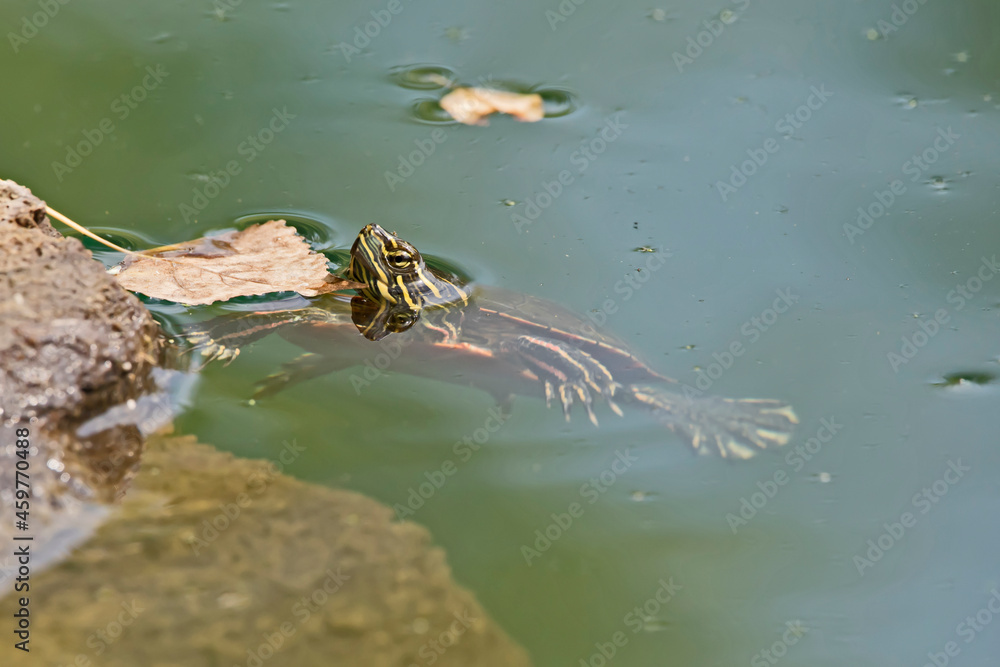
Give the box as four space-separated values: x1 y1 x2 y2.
2 0 999 665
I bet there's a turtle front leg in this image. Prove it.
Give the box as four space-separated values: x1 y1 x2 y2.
181 307 332 368
182 313 291 367
502 335 623 426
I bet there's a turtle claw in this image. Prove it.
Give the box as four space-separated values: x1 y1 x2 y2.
509 335 622 427
543 380 557 410
573 383 600 427
182 331 242 369
558 383 575 421
214 345 241 366
606 385 624 418
547 379 600 426
201 343 240 367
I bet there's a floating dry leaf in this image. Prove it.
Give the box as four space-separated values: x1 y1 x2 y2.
111 220 363 305
439 87 544 126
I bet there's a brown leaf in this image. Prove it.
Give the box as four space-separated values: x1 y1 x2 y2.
439 87 545 126
111 220 364 305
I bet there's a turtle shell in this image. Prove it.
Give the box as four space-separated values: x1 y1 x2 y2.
186 283 672 398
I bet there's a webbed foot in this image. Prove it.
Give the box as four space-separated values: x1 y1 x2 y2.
629 386 798 459
505 335 623 426
183 331 241 368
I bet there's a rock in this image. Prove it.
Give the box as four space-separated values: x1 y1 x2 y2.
0 178 60 237
0 187 161 426
0 435 533 667
0 181 164 570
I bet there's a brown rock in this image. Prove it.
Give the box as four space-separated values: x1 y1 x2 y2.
0 228 160 425
2 435 533 667
0 178 60 237
0 181 163 550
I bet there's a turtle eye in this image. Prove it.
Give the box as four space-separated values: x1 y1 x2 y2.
389 311 416 330
385 250 413 269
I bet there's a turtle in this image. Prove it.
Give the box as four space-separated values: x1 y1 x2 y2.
185 224 798 458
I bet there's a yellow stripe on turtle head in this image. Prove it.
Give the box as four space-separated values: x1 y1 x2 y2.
395 275 422 310
415 265 442 299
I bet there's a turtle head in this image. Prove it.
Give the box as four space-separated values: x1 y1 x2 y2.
348 224 428 308
348 224 468 309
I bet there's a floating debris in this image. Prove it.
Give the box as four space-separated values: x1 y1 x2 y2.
927 175 950 192
932 371 996 388
440 87 544 125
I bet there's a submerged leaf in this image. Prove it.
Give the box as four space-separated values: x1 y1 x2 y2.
439 87 544 126
112 220 363 305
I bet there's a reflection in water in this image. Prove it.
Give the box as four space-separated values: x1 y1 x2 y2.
351 293 421 341
390 64 457 90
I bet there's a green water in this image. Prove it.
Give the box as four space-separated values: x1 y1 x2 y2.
3 0 1000 665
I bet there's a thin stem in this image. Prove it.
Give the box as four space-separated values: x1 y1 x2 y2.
45 206 136 255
